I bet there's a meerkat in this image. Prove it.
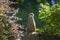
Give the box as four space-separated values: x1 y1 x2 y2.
27 13 36 33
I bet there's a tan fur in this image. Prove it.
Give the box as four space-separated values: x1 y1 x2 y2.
27 13 36 33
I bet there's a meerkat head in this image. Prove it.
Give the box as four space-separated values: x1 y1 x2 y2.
29 13 34 18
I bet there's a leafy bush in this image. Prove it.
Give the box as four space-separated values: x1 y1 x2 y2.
38 3 60 35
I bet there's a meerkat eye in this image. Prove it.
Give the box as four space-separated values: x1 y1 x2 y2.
30 14 33 15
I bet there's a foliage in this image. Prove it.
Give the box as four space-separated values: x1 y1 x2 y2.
38 3 60 35
15 0 25 3
0 17 11 40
